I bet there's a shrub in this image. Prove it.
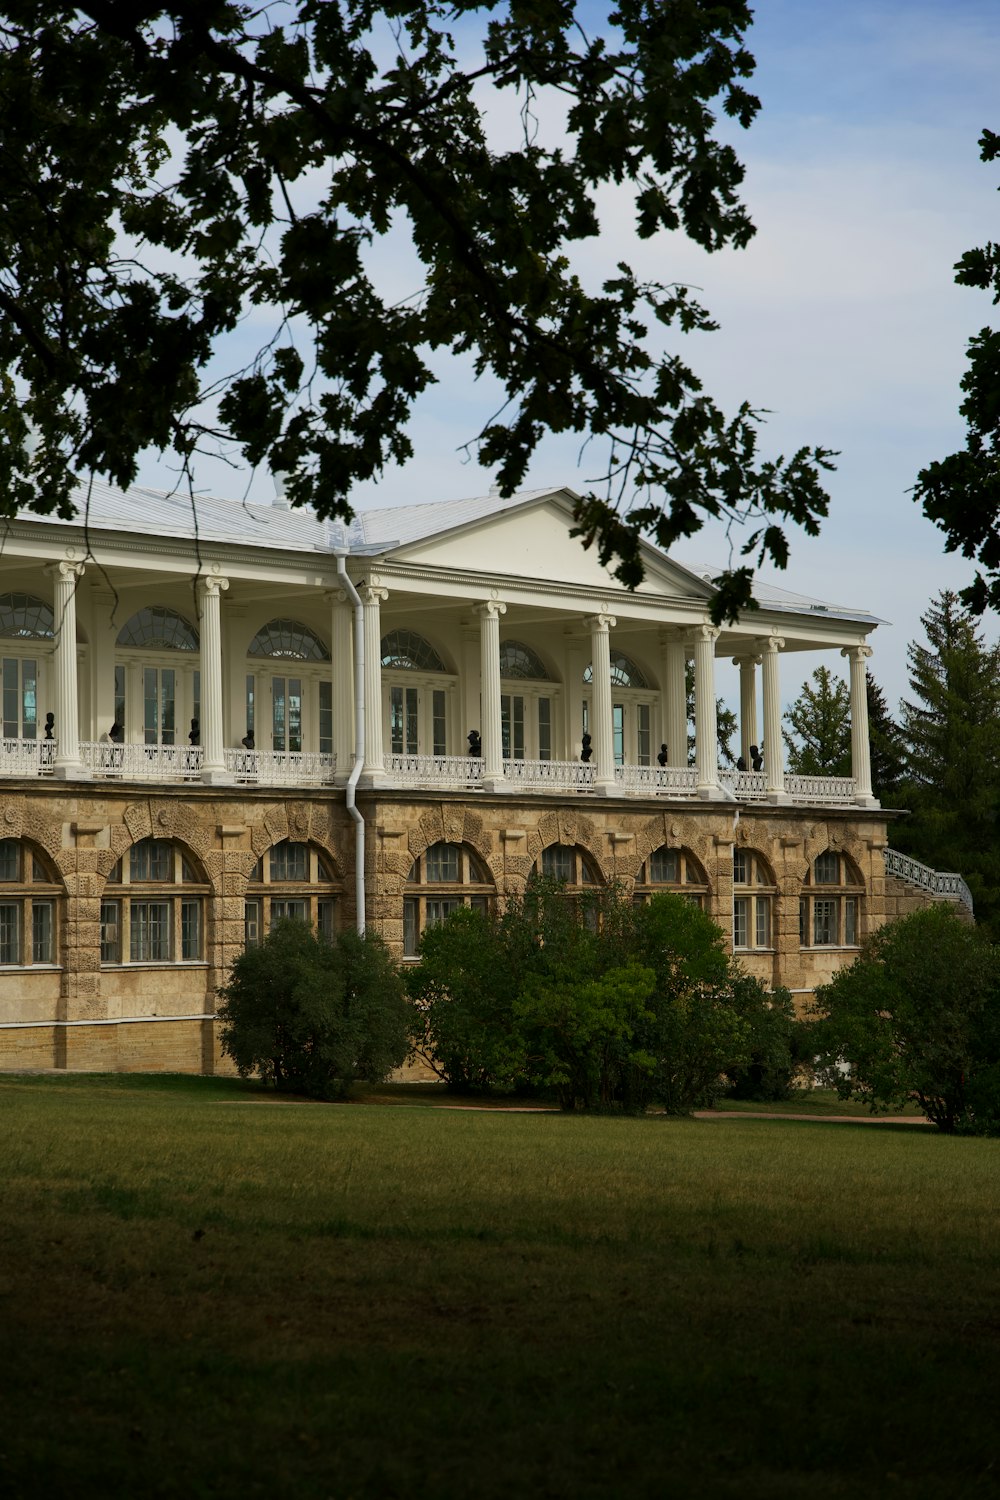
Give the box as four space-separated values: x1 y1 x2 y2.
722 976 798 1101
218 921 410 1099
813 904 1000 1133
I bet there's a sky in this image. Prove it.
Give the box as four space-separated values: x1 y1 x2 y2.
132 0 1000 719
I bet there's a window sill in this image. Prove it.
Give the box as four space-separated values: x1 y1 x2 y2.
99 961 210 970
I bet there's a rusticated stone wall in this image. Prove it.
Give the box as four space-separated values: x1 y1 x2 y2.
0 779 956 1073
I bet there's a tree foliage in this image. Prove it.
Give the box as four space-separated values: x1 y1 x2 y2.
0 1 834 620
782 665 851 777
895 590 1000 934
813 905 1000 1135
218 920 410 1098
865 671 905 804
408 881 794 1111
914 129 1000 614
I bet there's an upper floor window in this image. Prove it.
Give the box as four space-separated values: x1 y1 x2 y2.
499 641 551 680
733 848 776 951
0 593 54 640
381 631 447 672
245 840 339 946
248 620 330 661
403 841 494 957
117 607 199 651
584 652 651 690
101 839 207 964
0 839 59 966
801 850 863 948
635 846 709 908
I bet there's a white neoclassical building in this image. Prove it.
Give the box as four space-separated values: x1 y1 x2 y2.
0 480 968 1073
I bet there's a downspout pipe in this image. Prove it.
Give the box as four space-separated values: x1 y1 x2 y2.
334 552 366 934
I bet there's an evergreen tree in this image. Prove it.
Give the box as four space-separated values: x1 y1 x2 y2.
865 671 906 803
897 591 1000 935
782 666 852 776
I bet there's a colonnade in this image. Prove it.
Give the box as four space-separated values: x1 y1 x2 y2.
39 558 876 804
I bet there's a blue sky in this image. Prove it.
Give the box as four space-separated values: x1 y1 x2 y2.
134 1 1000 717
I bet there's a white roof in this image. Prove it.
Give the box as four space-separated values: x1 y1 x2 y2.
20 478 880 624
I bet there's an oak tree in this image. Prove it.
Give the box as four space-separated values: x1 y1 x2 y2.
0 1 834 620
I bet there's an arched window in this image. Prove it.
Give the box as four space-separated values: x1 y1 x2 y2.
244 840 340 945
381 631 446 672
115 608 200 747
733 848 776 951
499 641 555 761
499 641 550 680
381 632 452 758
248 620 330 661
0 595 54 741
117 607 199 651
403 841 494 957
801 850 863 949
0 593 54 639
245 621 332 754
583 652 650 690
0 839 59 966
635 846 709 908
101 839 208 964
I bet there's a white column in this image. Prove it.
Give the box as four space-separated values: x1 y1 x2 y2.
360 585 387 778
475 600 507 785
198 574 230 783
758 634 786 800
50 560 88 779
735 654 760 765
662 634 688 767
331 591 355 783
586 611 617 792
842 643 876 805
692 625 720 796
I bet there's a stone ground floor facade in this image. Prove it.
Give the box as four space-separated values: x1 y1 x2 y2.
0 779 948 1074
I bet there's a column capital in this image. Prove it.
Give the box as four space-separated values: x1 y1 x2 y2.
753 634 785 654
474 598 507 620
841 643 873 664
359 583 389 605
197 573 230 599
47 558 85 583
731 652 762 668
584 611 617 633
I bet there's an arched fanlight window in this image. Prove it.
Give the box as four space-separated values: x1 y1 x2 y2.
403 841 494 957
635 846 709 908
0 593 54 639
117 607 199 651
499 640 551 680
248 619 330 661
100 838 208 965
801 849 864 950
583 652 650 689
733 848 776 952
244 839 340 945
381 630 447 672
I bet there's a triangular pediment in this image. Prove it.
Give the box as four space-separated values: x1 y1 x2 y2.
384 491 713 602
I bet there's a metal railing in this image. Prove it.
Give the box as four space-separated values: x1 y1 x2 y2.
883 848 974 914
82 742 204 779
224 748 335 785
616 764 700 796
385 753 483 788
503 757 596 792
0 737 55 775
786 773 856 804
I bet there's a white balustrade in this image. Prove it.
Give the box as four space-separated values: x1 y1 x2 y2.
224 749 335 785
82 742 204 780
504 758 595 792
883 848 974 914
615 764 699 796
0 738 55 776
785 774 856 804
386 753 483 788
718 768 767 801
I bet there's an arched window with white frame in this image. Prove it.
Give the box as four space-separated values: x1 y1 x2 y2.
634 846 709 909
800 849 864 949
0 838 60 967
243 839 341 945
246 618 332 755
381 630 454 758
100 838 208 965
733 847 776 952
403 841 494 957
583 650 656 766
115 607 200 747
499 639 558 761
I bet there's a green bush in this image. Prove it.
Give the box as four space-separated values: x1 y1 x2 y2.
722 976 798 1101
813 904 1000 1134
218 921 410 1099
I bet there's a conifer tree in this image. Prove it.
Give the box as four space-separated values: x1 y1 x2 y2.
782 666 851 776
865 671 906 803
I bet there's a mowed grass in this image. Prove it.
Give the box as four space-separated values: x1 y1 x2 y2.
1 1075 997 1500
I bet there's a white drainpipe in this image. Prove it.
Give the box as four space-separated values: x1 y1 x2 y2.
334 552 366 934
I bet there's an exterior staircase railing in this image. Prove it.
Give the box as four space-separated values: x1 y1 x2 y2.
883 848 974 915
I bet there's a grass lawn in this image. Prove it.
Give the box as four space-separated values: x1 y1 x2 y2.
1 1073 997 1499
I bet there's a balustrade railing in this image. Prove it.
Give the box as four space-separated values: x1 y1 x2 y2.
82 742 204 779
883 848 974 914
786 774 856 804
225 748 335 785
615 764 699 796
0 737 54 775
385 753 482 788
503 757 596 792
717 768 767 801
